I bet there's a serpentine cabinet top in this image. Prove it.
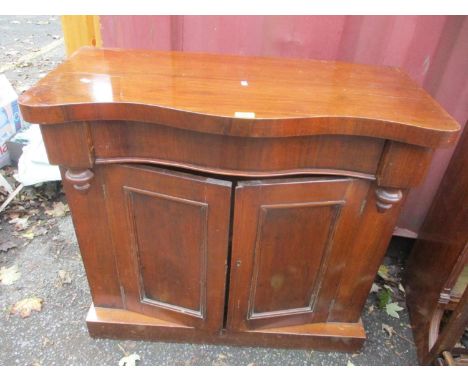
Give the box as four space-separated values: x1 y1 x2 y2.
19 47 459 148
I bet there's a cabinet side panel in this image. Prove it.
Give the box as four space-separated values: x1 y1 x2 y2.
60 166 123 308
329 183 406 322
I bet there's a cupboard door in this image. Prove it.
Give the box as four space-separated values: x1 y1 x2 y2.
227 177 369 331
103 164 232 331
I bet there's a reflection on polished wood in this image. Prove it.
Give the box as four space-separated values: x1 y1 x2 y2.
19 48 460 351
19 47 459 147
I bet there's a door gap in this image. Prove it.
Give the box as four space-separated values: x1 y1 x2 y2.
222 180 237 330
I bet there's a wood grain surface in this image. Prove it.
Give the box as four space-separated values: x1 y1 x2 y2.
19 47 459 147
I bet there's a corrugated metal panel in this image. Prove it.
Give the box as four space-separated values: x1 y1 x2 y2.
99 15 468 236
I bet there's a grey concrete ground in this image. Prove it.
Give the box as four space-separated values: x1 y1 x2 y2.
0 16 419 366
0 211 419 365
0 15 65 93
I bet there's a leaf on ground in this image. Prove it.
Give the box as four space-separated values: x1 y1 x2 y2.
385 302 404 319
382 323 395 337
42 337 54 347
0 265 21 285
0 241 17 252
7 212 20 220
398 283 406 294
377 265 391 281
118 353 140 366
21 225 48 240
21 231 35 240
9 216 29 231
58 270 72 285
378 289 392 309
370 283 381 293
383 284 394 293
45 202 69 218
347 360 355 366
33 226 48 236
11 297 43 318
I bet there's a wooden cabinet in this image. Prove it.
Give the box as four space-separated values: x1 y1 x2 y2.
405 123 468 365
18 48 460 351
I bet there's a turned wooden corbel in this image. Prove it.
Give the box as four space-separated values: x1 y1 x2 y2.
65 169 95 192
375 187 403 213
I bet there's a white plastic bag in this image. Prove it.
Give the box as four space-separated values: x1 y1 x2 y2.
14 124 61 186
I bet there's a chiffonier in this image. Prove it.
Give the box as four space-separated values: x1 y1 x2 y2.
18 47 460 351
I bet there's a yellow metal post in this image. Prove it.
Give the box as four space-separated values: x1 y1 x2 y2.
61 15 102 56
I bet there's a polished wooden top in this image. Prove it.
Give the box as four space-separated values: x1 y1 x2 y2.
19 47 459 147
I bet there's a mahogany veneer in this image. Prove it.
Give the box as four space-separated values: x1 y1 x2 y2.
19 47 460 351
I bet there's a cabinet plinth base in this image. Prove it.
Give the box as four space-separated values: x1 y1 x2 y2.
86 304 366 352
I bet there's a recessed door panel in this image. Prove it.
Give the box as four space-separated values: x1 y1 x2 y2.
127 188 207 315
251 201 343 315
227 177 369 331
103 164 231 330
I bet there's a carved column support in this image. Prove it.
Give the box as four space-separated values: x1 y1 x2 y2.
65 168 94 192
375 187 403 213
